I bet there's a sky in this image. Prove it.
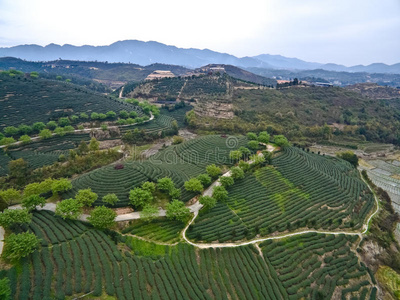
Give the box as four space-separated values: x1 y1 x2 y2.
0 0 399 66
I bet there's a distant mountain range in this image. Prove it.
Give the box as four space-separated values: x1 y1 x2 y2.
0 40 399 74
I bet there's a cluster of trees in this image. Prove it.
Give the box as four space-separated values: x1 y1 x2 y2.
0 208 40 261
276 78 300 89
336 151 359 167
0 108 152 146
129 179 190 223
0 178 72 210
55 188 118 229
124 98 160 118
1 137 111 189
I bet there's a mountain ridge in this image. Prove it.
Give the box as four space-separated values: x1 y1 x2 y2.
0 39 399 74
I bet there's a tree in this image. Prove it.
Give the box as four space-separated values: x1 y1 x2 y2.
0 278 11 300
3 232 40 260
238 146 251 158
199 196 216 210
220 176 234 188
102 193 119 206
9 158 28 184
0 209 31 228
0 137 16 146
51 178 72 196
169 188 181 199
157 177 175 193
129 188 153 208
172 136 184 144
75 188 98 207
89 137 100 151
78 140 89 154
166 200 191 222
197 174 212 187
55 199 83 220
140 204 159 222
258 131 270 144
119 110 129 119
247 140 259 150
3 126 18 137
54 127 66 136
39 129 52 139
230 166 245 180
22 194 46 211
250 154 266 165
88 206 116 229
212 186 228 202
32 122 46 133
141 181 156 193
19 135 31 144
91 112 99 120
80 112 89 119
337 151 359 167
274 135 290 148
229 150 242 161
58 117 70 127
106 111 117 119
18 124 32 135
206 164 222 179
0 188 22 205
171 120 179 134
46 121 57 130
184 178 204 193
247 132 257 140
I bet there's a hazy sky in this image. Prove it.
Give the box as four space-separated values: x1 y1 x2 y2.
0 0 399 66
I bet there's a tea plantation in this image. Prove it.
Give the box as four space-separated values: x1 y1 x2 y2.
187 147 375 242
0 210 375 299
65 135 248 206
0 74 142 129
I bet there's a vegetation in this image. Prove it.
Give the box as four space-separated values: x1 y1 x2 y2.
0 72 143 130
88 206 117 229
3 232 40 261
65 135 247 206
188 147 374 242
166 200 191 223
0 210 374 299
55 198 83 220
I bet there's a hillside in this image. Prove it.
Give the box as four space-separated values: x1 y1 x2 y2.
345 83 400 99
0 72 141 129
180 85 400 146
247 67 400 88
0 57 191 89
1 39 399 73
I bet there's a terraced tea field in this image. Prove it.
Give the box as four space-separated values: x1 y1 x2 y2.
0 74 143 129
0 210 375 300
121 218 185 244
188 147 375 242
65 135 248 206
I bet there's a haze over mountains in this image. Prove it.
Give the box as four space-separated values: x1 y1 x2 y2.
1 40 399 74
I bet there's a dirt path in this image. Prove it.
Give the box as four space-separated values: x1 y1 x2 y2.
119 86 125 99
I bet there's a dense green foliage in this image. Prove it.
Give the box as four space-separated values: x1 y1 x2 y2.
0 210 374 299
0 73 143 130
65 135 247 206
188 147 374 242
